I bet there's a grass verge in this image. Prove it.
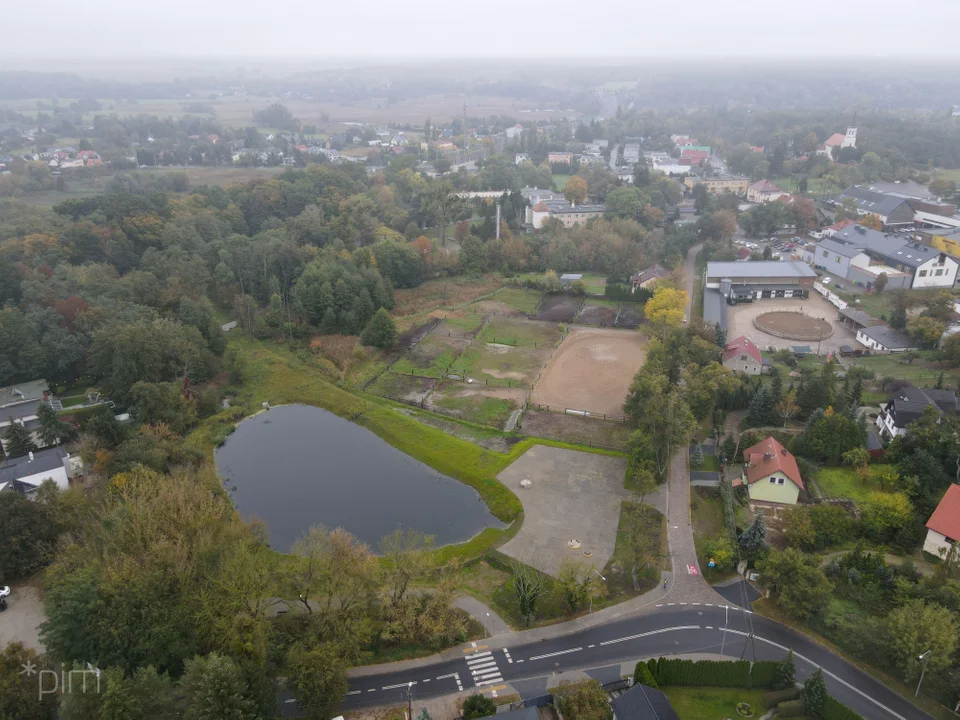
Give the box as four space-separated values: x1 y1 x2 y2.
662 686 769 720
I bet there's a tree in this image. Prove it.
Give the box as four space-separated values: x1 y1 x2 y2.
557 559 603 614
285 643 348 720
885 601 959 682
360 308 398 349
874 272 888 292
861 491 913 544
511 561 547 627
774 650 796 690
564 176 588 205
37 403 74 447
746 385 774 427
907 316 946 348
625 373 696 481
552 679 612 720
0 490 59 580
776 392 800 428
380 527 434 607
0 642 56 720
859 214 883 231
4 416 38 457
462 693 497 719
739 514 767 559
890 304 907 330
692 444 704 468
179 653 259 720
757 548 832 619
424 182 467 247
129 381 198 434
714 322 727 348
929 177 957 199
713 209 738 244
692 184 710 214
644 286 688 329
802 669 827 718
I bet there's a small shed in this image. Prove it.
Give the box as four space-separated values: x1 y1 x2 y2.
559 273 583 285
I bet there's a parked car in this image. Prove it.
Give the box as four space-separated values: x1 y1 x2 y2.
821 277 832 285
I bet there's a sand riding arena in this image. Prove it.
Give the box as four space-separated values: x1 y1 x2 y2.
753 310 834 341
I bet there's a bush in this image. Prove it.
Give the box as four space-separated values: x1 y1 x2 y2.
776 699 806 717
462 693 496 718
824 697 864 720
649 658 751 688
633 661 659 689
763 688 801 708
360 308 398 349
550 679 611 720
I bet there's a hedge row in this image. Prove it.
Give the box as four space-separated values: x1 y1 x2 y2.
763 687 801 708
603 283 651 303
646 658 751 688
633 662 659 689
747 661 779 690
776 699 806 717
824 697 864 720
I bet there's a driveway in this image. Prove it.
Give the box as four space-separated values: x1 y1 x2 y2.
0 584 46 651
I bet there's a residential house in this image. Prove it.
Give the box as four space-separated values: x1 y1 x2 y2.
831 225 960 288
835 187 916 227
876 385 958 439
515 153 530 165
722 335 763 375
683 175 749 195
538 202 605 229
747 179 785 203
0 447 79 496
736 246 752 261
611 682 680 720
679 146 711 165
504 124 524 140
547 152 573 165
855 325 918 354
733 436 804 505
623 144 641 164
630 264 669 291
924 484 960 559
0 380 50 455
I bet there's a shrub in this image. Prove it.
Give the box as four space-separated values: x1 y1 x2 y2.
773 650 796 690
550 679 611 720
462 693 496 718
763 688 801 708
633 661 659 689
802 669 828 717
776 699 806 717
823 697 864 720
360 308 398 349
748 661 779 690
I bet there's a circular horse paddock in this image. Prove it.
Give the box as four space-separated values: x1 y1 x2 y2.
753 311 834 341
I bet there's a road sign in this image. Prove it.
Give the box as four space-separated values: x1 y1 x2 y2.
687 564 699 575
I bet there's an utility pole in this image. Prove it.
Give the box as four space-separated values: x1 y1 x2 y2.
407 681 413 719
496 202 501 240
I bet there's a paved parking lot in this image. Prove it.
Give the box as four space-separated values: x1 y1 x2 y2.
0 584 46 651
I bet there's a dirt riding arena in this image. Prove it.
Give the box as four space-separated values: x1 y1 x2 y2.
726 294 857 354
754 311 834 340
530 326 647 417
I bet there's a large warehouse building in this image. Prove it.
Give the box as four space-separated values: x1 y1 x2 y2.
705 261 817 301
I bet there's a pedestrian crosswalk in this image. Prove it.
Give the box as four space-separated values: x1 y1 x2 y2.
465 650 503 687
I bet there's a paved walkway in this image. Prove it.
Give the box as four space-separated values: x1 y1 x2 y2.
454 596 510 636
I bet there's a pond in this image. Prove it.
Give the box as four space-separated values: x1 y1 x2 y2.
215 404 504 552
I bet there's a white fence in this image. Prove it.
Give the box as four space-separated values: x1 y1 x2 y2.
813 282 848 310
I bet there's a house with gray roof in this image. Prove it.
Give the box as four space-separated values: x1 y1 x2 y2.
831 225 960 288
705 261 816 301
877 385 958 439
855 325 918 354
836 187 916 227
611 683 680 720
0 447 77 495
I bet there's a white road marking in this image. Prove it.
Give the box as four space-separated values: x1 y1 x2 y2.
717 628 907 720
705 626 713 629
656 603 663 607
367 689 376 692
475 678 504 687
528 647 583 661
422 679 430 682
588 644 595 648
437 673 458 679
285 699 296 703
347 691 361 695
516 659 524 663
600 626 701 646
382 682 417 690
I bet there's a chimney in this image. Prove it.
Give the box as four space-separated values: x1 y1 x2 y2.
28 451 34 462
764 452 775 461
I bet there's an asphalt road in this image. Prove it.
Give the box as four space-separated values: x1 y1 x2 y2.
280 605 931 720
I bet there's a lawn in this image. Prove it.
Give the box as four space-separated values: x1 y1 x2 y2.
692 453 721 472
813 465 891 504
662 687 769 720
438 312 486 334
475 317 563 347
580 273 608 294
490 287 544 314
602 502 668 599
690 487 725 538
848 354 957 387
430 391 517 428
553 173 571 191
389 335 465 378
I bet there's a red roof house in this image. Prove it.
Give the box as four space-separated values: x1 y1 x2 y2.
924 484 960 558
722 336 763 375
736 247 752 261
735 437 804 505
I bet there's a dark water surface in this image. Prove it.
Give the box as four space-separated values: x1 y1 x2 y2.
215 404 503 551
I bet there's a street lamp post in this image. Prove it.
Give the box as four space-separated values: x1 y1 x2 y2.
407 681 414 719
916 650 932 697
590 571 607 612
485 611 492 638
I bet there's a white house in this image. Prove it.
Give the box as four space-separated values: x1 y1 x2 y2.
0 379 50 455
855 325 917 354
0 447 80 496
747 179 786 204
924 484 960 558
876 385 958 439
515 153 530 165
722 336 764 375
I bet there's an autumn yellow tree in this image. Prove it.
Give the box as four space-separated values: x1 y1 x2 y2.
644 286 688 329
859 214 883 231
564 176 588 205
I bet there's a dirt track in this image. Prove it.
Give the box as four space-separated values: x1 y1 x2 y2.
530 326 647 417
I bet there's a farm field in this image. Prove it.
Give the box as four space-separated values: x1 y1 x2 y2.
390 334 469 378
427 383 525 429
451 320 560 387
530 325 646 418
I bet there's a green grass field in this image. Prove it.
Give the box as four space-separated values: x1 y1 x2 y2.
440 313 486 334
552 173 571 191
475 316 562 347
430 389 516 428
663 687 770 720
602 502 668 599
389 335 464 378
580 273 608 294
691 487 725 538
491 287 544 314
813 466 891 504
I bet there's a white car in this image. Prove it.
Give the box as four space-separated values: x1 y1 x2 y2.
821 277 832 285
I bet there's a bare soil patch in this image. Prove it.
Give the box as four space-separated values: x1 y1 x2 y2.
520 408 631 449
368 372 437 404
537 294 582 323
754 311 834 340
616 302 646 329
576 301 619 326
531 326 647 418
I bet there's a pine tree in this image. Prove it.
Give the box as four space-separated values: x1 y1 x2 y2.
774 649 797 690
769 368 783 405
937 371 945 390
848 376 863 409
722 436 737 464
747 385 773 427
360 308 398 349
739 514 767 559
802 668 827 717
38 403 72 447
715 322 727 348
692 444 704 468
3 418 37 458
890 305 907 330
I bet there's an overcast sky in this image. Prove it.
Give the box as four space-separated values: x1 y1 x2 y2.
5 0 960 64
